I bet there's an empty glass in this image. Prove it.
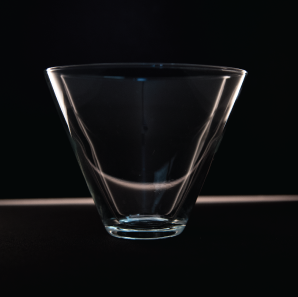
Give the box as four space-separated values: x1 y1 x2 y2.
44 63 247 240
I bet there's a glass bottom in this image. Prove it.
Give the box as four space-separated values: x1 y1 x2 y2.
104 215 187 240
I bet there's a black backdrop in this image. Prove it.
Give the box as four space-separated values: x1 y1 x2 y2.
2 0 296 198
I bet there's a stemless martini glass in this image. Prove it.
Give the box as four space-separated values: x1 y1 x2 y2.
44 63 247 240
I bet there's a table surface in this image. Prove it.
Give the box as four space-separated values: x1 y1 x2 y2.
1 196 298 288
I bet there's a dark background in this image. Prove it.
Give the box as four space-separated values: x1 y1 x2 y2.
2 0 296 199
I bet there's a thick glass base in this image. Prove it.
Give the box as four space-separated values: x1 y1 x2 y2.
105 215 187 240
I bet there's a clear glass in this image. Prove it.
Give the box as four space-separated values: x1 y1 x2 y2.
44 63 247 240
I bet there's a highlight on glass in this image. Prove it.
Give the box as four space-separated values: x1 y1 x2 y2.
44 63 247 240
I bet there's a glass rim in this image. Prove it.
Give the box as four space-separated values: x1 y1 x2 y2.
45 63 247 75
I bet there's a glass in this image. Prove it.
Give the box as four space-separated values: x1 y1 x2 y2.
44 63 247 240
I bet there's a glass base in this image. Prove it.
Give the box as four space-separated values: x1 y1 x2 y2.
105 215 187 240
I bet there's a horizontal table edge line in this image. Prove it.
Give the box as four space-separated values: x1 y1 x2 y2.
0 196 298 206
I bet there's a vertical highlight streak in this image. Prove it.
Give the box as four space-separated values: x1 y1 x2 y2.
47 71 71 133
141 81 147 205
166 77 228 215
60 76 123 216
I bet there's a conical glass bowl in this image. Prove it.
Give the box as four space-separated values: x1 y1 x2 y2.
44 63 247 240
